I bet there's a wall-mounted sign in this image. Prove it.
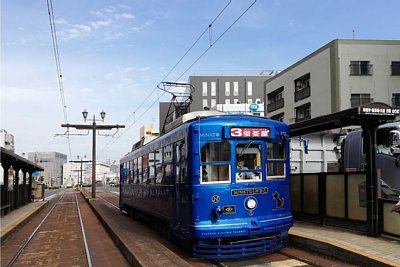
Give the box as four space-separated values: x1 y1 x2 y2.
361 107 400 116
249 103 259 112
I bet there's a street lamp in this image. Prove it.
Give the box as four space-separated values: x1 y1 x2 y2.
61 110 125 198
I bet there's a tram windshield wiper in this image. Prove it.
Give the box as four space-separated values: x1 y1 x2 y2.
239 141 253 156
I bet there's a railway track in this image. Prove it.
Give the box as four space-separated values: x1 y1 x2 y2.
93 189 355 267
4 191 91 267
1 189 129 267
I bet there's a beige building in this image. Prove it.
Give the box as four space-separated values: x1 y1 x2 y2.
264 39 400 172
265 39 400 123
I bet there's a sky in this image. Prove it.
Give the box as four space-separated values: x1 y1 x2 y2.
1 0 400 163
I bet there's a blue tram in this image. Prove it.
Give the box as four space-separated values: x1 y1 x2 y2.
119 112 293 258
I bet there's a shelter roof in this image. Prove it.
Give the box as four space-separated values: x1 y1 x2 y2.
0 147 44 172
289 102 400 137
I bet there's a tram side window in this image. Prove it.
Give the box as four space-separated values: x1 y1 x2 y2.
142 154 149 184
148 152 156 184
136 157 142 184
128 160 134 183
132 158 137 184
181 142 187 183
200 141 231 184
156 149 163 184
236 143 262 182
266 142 286 180
174 140 187 183
162 144 174 185
122 163 128 184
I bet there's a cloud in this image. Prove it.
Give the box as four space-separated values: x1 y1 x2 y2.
129 20 154 32
115 12 135 20
102 6 117 13
89 19 113 29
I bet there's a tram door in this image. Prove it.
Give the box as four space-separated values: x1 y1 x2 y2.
174 141 188 235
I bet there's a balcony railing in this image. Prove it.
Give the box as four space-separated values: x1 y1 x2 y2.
294 86 310 102
267 98 284 112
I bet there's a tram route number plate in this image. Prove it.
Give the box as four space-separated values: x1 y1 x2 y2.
231 187 268 196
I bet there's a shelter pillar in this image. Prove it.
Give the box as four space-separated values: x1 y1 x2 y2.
362 124 379 237
22 170 27 205
13 166 20 209
1 163 11 208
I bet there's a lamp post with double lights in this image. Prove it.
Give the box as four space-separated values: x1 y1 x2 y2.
62 110 125 198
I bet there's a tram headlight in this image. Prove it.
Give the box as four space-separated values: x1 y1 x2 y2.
245 197 257 210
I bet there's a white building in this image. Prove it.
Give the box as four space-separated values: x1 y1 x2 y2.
264 39 400 173
63 161 116 186
0 129 15 152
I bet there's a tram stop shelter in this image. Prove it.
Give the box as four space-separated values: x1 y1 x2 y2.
1 147 44 216
289 102 400 237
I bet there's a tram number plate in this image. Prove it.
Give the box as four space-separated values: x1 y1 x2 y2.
223 205 236 214
231 187 268 196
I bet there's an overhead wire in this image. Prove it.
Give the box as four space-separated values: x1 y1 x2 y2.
47 0 72 159
98 0 257 157
122 0 233 126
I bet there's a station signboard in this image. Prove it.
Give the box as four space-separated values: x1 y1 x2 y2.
360 107 400 116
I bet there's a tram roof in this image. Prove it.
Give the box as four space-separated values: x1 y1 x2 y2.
289 102 400 137
164 110 224 133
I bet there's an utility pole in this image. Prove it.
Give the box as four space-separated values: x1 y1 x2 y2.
62 110 125 198
70 156 91 188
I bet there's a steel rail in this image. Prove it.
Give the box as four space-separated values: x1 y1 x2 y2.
75 192 93 267
6 192 66 267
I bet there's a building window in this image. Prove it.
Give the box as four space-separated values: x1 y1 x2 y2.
234 99 239 104
294 73 311 102
350 61 373 75
267 87 284 112
211 82 216 96
225 82 230 96
202 82 208 96
211 99 217 107
247 99 252 104
247 81 253 96
233 82 239 96
391 61 400 76
393 93 400 108
202 99 208 108
350 93 373 107
295 103 311 122
270 112 284 122
225 99 230 104
255 98 261 104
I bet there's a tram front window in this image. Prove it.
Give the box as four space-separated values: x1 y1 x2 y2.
236 142 262 182
200 141 231 184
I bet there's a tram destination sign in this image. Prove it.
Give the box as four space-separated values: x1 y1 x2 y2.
360 107 400 116
229 127 271 138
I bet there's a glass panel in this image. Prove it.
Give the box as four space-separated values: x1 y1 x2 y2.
155 149 162 184
142 154 148 184
201 141 231 163
267 142 285 159
201 164 230 183
267 162 285 177
236 143 262 182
